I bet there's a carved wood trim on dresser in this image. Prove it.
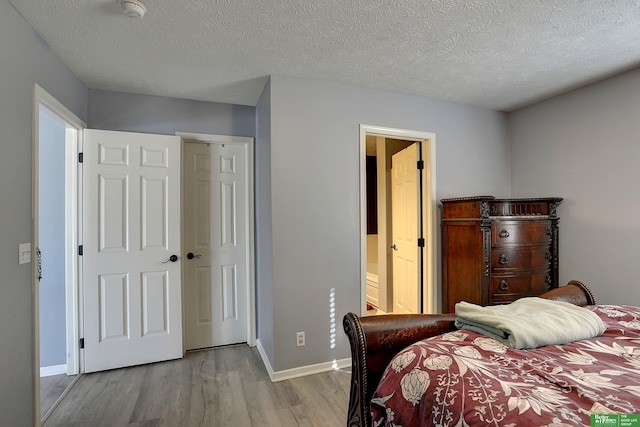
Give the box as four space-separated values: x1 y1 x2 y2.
441 196 563 313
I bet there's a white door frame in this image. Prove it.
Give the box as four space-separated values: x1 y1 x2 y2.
176 132 256 346
32 84 85 424
359 124 438 314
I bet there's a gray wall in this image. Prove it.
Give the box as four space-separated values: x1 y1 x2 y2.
255 79 275 364
509 67 640 305
0 0 88 424
88 90 256 137
38 110 67 367
260 75 510 372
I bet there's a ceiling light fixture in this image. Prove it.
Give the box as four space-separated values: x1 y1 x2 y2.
120 0 147 18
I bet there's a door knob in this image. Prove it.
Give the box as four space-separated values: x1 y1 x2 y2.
187 252 202 260
162 254 179 263
391 244 398 251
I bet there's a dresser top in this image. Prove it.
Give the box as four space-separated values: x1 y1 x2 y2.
440 196 563 204
440 196 563 219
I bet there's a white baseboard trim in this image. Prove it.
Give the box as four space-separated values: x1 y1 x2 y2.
255 339 350 383
271 357 351 382
255 339 276 381
40 364 67 377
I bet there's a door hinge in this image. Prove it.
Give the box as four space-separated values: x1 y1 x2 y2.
78 245 83 256
418 237 425 247
79 338 84 349
417 160 424 170
78 152 83 163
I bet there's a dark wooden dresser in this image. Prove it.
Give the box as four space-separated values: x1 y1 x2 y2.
441 196 563 313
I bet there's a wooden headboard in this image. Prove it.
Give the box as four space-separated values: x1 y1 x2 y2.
342 280 596 427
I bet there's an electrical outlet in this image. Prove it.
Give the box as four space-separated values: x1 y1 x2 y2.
296 331 305 347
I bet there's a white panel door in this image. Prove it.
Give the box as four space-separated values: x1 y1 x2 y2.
391 144 420 314
82 129 182 373
183 142 248 350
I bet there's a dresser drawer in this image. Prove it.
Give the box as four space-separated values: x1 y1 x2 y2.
490 272 552 304
491 221 552 246
491 246 552 272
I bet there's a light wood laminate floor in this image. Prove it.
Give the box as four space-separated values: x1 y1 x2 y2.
43 345 351 427
41 373 77 419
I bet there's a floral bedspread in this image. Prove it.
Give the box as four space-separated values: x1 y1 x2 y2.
371 305 640 427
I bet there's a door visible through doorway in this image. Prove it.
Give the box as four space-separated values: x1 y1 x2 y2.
391 143 421 314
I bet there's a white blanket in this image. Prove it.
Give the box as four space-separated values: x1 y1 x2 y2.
454 297 606 349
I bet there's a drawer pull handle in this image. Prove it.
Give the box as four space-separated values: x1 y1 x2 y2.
545 276 552 284
545 252 552 260
546 227 552 236
499 280 509 291
499 254 509 265
499 230 510 238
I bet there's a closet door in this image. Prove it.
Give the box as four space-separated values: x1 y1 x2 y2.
183 142 248 350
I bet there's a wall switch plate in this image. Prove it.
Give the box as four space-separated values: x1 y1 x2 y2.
296 331 305 347
19 243 31 265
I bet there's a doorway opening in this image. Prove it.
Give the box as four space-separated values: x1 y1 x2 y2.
33 84 84 425
359 125 437 315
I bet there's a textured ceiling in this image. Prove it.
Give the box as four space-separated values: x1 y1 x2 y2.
9 0 640 111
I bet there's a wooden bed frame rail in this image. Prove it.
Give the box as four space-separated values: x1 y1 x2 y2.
342 280 596 427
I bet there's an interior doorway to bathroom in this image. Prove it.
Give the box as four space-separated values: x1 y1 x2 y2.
359 125 437 315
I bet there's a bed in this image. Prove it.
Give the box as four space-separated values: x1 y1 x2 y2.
343 280 640 426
